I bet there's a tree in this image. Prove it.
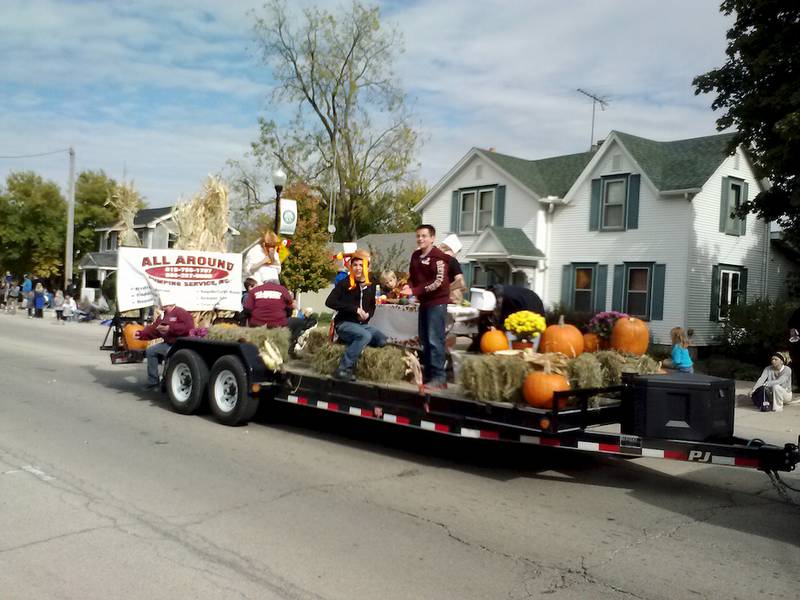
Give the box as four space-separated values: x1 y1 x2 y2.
251 0 420 241
74 170 118 264
357 179 425 236
278 182 335 293
693 2 800 244
0 171 66 280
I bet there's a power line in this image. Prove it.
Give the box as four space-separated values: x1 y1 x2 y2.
0 148 71 159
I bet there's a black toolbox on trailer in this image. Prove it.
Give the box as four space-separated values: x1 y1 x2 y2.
621 372 735 442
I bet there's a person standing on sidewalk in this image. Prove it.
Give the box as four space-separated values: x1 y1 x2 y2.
405 224 450 390
22 274 32 318
325 250 386 381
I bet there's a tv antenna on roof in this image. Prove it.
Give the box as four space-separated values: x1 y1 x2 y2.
577 88 610 151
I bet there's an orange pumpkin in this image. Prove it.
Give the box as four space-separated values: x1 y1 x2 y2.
480 328 510 353
610 317 649 355
582 332 600 352
123 324 149 351
540 315 584 357
523 370 571 409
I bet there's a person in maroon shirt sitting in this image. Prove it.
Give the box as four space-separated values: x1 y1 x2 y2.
136 303 194 391
242 278 294 328
404 224 450 390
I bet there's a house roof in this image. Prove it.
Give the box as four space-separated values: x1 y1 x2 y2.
466 227 544 261
133 207 172 227
481 149 596 198
612 131 738 191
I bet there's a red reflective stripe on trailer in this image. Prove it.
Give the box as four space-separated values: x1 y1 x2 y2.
327 403 339 412
664 450 688 461
361 409 374 418
735 457 760 469
599 443 620 453
540 438 560 447
480 430 500 440
396 415 410 425
435 423 450 433
297 397 309 405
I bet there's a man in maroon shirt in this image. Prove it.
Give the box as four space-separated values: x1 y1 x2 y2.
136 303 195 391
406 224 450 389
243 278 294 327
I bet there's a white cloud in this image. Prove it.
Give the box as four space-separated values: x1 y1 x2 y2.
0 0 737 205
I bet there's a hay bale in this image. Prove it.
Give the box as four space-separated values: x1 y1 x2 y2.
297 327 330 359
309 342 408 383
459 354 535 404
594 350 661 385
206 324 290 361
566 353 605 408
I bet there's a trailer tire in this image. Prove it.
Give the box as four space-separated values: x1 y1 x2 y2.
165 349 209 415
208 355 256 426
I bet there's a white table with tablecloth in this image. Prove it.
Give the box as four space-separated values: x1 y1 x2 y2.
369 303 479 347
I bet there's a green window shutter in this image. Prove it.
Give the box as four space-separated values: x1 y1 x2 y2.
451 191 460 233
739 181 748 235
494 185 506 227
594 264 608 312
612 264 625 312
561 264 574 309
461 262 472 288
739 266 748 304
719 176 729 233
589 179 601 231
626 174 640 230
650 264 666 321
710 265 720 321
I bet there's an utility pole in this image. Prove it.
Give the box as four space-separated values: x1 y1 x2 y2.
577 89 610 150
64 147 76 290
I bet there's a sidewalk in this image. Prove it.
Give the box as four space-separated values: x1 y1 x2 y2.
733 380 800 446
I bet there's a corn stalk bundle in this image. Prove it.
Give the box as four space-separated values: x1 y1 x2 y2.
170 176 234 323
171 176 230 252
205 324 290 361
105 182 143 247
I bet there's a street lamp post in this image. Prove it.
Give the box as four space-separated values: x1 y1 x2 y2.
272 168 287 234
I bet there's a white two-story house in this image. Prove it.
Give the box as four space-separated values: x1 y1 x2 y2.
415 131 798 346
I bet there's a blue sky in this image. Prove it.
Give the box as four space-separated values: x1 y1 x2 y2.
0 0 732 207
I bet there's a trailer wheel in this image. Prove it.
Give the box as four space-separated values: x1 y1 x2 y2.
208 355 256 426
165 349 209 415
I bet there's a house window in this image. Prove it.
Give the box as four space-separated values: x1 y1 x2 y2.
168 232 178 248
459 188 495 233
472 263 509 287
625 266 651 319
719 268 742 319
720 176 747 236
602 178 626 230
725 181 742 234
574 265 595 312
108 231 118 251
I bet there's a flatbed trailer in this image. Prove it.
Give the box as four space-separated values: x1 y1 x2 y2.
125 337 799 479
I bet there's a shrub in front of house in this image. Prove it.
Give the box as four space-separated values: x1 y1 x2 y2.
716 298 798 365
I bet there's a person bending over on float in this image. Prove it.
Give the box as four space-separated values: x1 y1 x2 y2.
136 302 194 391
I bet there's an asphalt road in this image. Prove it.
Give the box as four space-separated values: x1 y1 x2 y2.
1 311 798 600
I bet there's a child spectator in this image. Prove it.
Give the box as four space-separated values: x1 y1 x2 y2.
54 290 65 322
667 326 693 373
